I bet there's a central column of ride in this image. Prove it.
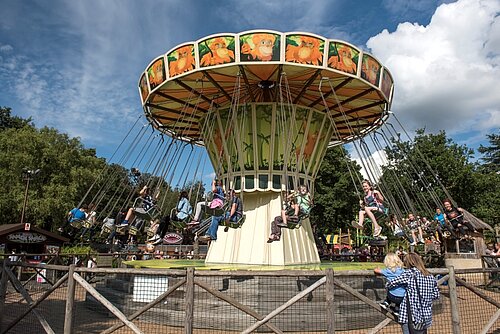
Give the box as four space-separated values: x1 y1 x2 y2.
201 102 333 265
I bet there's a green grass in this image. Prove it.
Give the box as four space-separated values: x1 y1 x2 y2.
123 259 381 271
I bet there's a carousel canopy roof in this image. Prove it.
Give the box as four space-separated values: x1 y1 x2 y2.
139 30 394 145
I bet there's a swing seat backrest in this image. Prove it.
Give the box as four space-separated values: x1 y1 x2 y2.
70 219 83 229
169 208 188 229
147 223 159 237
286 215 301 229
101 219 115 235
82 220 94 229
133 197 160 221
129 225 139 236
115 225 129 235
220 214 246 229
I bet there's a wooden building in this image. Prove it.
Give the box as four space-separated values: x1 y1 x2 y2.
0 223 69 254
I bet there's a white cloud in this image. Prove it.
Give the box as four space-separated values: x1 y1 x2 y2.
0 44 13 52
367 0 500 139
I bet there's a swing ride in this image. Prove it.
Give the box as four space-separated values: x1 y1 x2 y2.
137 30 394 265
67 30 492 267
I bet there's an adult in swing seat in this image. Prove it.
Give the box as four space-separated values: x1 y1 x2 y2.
118 185 159 227
267 185 312 242
199 189 243 242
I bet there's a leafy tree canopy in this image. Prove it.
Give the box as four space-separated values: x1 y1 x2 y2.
0 106 32 130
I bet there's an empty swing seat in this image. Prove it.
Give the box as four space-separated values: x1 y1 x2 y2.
132 197 160 221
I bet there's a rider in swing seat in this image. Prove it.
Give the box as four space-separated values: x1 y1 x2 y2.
267 185 312 243
189 179 225 226
118 185 158 227
148 191 192 244
352 180 385 238
58 204 89 233
442 198 478 238
199 189 243 242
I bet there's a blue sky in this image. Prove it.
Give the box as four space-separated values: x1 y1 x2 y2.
1 0 499 173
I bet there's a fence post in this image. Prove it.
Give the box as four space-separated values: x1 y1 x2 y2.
64 264 76 334
184 267 194 334
447 266 461 334
326 269 335 334
0 259 9 325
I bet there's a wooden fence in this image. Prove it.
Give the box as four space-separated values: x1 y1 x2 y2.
0 258 499 333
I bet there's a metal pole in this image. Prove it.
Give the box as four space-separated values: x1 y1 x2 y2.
20 176 30 224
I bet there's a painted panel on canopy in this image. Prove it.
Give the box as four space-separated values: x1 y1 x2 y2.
381 68 393 101
327 41 359 75
273 104 297 171
285 34 325 66
361 54 381 87
148 58 166 91
302 110 325 174
255 104 273 170
310 123 333 176
240 32 281 62
219 108 235 173
167 44 196 78
139 73 149 104
239 105 254 171
199 36 236 68
202 112 228 174
292 107 309 173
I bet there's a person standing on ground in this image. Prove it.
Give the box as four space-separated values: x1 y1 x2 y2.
387 252 440 334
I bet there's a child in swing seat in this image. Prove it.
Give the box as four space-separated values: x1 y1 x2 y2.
374 253 406 316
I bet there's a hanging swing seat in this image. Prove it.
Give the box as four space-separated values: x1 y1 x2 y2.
283 206 311 229
147 221 159 238
220 214 246 229
169 208 191 229
69 219 84 229
129 219 145 236
132 197 161 221
115 224 129 235
100 218 115 236
82 219 95 229
364 207 389 224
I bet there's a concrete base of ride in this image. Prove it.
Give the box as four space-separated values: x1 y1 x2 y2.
205 191 320 266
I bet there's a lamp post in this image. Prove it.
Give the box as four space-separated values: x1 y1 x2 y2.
20 168 40 225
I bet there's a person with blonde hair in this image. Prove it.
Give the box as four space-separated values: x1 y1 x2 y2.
374 253 405 315
387 252 440 333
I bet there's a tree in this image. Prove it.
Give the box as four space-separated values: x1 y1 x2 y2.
0 107 32 130
470 133 500 225
311 146 362 234
379 129 487 220
0 125 107 230
478 133 500 173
